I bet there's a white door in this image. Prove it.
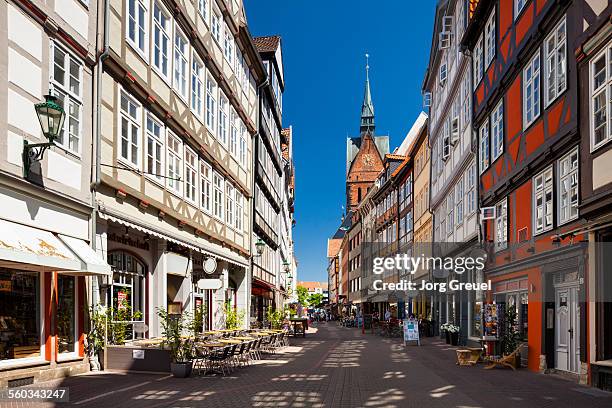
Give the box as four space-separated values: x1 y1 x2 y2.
555 285 580 373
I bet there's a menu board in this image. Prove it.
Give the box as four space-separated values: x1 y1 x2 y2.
403 318 420 345
117 291 127 310
483 303 499 340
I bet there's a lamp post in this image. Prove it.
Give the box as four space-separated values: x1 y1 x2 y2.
254 238 265 258
23 95 65 178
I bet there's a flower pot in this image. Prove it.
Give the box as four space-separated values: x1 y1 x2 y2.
445 331 450 344
171 361 193 378
89 355 101 371
450 332 459 346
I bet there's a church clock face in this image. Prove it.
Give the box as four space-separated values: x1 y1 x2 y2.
362 154 374 167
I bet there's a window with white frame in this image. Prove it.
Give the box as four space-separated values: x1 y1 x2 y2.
495 197 507 251
447 193 454 234
191 55 204 118
239 123 247 167
152 2 171 79
466 162 476 214
515 0 528 19
479 119 490 173
456 178 464 225
218 93 229 146
146 114 164 181
197 0 208 23
173 28 188 100
211 11 221 43
523 51 541 129
206 75 217 132
167 132 182 194
491 100 504 161
461 68 471 131
533 166 553 234
440 201 447 239
230 109 238 157
590 42 612 150
484 10 496 67
235 189 243 232
50 42 82 153
184 147 197 203
223 24 234 66
200 161 212 213
473 35 484 87
127 0 148 57
119 91 141 167
213 171 224 220
544 16 567 107
226 181 235 227
558 147 579 224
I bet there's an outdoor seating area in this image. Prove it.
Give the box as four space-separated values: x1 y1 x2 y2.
129 329 289 377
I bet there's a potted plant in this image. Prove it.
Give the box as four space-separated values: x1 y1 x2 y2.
501 306 522 368
86 305 107 371
440 323 451 344
223 303 245 330
157 308 194 378
446 324 460 346
266 308 284 330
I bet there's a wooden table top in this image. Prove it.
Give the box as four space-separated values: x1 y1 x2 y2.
219 339 242 344
233 336 255 340
198 342 225 348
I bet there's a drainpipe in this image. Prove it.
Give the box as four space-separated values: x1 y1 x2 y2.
89 0 111 368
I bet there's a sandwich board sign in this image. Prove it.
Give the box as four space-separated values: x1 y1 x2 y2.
403 318 420 346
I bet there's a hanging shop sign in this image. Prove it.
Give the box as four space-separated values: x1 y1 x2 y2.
483 303 499 340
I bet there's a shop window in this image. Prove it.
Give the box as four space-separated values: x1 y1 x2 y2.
57 275 76 354
0 268 40 362
108 251 146 340
194 287 210 332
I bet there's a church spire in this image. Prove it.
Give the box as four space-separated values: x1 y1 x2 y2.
360 53 375 135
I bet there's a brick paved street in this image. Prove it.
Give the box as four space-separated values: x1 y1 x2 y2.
12 323 612 408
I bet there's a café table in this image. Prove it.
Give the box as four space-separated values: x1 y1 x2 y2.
233 336 255 340
219 339 242 344
198 342 225 348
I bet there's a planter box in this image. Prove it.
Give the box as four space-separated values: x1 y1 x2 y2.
104 346 171 373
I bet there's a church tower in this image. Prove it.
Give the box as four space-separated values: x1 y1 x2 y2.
345 55 389 212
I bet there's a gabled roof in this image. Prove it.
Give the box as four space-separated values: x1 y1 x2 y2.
253 35 281 53
346 134 390 174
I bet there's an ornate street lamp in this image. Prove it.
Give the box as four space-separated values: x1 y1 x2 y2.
255 238 265 257
23 95 65 178
283 261 291 274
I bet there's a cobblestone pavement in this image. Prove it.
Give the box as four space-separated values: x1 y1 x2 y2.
8 323 612 408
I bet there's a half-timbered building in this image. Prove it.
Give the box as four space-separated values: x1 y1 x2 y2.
462 0 595 379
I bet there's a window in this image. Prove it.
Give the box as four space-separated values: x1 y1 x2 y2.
200 161 212 213
544 17 566 107
230 109 238 157
558 147 579 224
127 0 148 56
239 123 247 167
223 24 234 66
197 0 208 23
206 75 217 132
523 51 541 129
447 193 454 234
174 28 188 100
152 2 171 79
466 162 477 215
515 0 528 19
184 147 197 203
235 189 243 232
211 11 221 43
495 197 508 251
461 68 471 131
57 275 77 354
442 120 450 160
218 93 229 146
473 35 484 87
456 178 464 225
191 56 204 118
491 100 504 161
0 268 41 362
213 171 224 220
119 91 141 167
146 114 164 182
50 42 82 153
533 166 553 234
226 182 235 227
590 43 612 150
484 10 496 67
479 119 490 173
167 132 182 194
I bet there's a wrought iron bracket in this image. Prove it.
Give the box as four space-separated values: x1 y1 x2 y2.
23 140 55 178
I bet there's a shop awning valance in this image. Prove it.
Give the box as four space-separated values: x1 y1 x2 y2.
99 211 250 268
0 219 110 276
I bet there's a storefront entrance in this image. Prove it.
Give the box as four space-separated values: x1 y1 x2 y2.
555 283 580 373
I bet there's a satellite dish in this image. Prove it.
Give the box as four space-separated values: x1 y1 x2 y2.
203 257 217 274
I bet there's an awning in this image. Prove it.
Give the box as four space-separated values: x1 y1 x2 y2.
99 210 250 268
0 219 110 276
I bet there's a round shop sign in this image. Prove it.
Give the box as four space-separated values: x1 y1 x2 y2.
203 257 217 274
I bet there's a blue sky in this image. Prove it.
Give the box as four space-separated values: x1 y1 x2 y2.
244 0 435 282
